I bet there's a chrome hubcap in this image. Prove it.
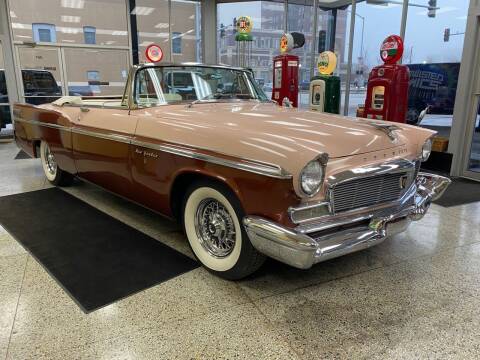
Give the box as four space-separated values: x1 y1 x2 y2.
44 144 57 176
195 198 236 258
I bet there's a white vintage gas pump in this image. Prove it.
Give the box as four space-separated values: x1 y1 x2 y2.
309 81 325 111
309 51 339 113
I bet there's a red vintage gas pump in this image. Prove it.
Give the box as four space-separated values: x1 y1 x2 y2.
271 32 304 108
272 54 299 107
363 35 410 123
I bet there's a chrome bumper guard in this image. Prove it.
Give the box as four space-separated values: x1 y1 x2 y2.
243 172 451 269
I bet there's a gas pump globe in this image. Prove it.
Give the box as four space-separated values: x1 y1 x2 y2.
309 51 341 114
363 35 410 123
235 16 253 68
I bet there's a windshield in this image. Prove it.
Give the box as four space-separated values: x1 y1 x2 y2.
134 66 268 107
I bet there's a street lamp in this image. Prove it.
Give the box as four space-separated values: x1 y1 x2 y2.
347 11 365 62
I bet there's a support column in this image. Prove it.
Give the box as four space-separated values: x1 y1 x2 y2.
0 0 19 106
310 0 319 79
328 8 337 52
449 2 480 176
127 0 139 65
202 0 217 64
343 0 356 116
399 0 409 63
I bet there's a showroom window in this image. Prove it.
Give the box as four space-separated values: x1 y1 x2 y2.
338 2 403 116
83 26 96 44
136 0 201 63
32 23 56 43
172 32 182 54
136 0 170 63
217 1 285 83
171 0 202 62
9 0 129 46
402 0 468 139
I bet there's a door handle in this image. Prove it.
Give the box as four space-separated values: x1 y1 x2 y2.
80 107 90 113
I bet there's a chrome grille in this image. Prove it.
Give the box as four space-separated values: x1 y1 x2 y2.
330 172 409 213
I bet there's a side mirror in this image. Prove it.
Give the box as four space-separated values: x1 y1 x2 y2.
418 106 429 122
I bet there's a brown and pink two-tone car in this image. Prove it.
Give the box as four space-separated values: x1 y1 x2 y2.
13 63 450 279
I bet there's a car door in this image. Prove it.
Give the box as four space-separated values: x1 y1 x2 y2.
71 105 138 198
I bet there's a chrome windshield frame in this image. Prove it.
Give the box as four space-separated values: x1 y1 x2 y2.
126 63 268 110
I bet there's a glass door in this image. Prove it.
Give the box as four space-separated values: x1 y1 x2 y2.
63 48 129 97
0 40 12 136
16 46 64 105
15 45 130 104
463 94 480 179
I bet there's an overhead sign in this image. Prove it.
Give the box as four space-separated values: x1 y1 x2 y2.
380 35 404 64
145 44 163 63
317 51 337 75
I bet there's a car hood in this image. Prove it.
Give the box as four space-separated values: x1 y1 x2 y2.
153 101 412 154
140 102 429 185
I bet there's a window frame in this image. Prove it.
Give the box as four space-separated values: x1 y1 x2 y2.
133 66 268 108
172 32 182 55
32 23 57 43
83 26 97 45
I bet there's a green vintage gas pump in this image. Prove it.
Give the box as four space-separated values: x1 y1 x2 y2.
309 51 341 114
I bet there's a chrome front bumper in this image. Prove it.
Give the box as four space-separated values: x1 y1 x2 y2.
243 172 451 269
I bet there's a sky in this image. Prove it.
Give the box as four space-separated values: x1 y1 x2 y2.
218 0 470 67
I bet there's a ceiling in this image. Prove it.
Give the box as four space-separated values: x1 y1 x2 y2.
216 0 358 9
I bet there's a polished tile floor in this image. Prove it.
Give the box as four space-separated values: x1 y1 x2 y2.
1 140 480 359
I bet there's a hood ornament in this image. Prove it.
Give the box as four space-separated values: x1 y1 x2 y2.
366 122 401 142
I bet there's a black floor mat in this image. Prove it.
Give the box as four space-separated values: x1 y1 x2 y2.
0 188 198 312
433 176 480 207
14 150 31 160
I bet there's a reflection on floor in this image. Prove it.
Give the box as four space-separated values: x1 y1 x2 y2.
1 140 480 359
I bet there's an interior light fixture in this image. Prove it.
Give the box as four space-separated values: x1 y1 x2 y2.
131 6 155 16
61 15 81 23
59 26 81 34
154 23 169 29
61 0 85 9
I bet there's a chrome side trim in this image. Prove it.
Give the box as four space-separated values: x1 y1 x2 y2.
72 127 132 145
14 118 292 179
132 139 292 179
15 118 66 130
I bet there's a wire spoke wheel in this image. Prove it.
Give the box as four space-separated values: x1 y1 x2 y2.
43 143 57 177
194 198 236 258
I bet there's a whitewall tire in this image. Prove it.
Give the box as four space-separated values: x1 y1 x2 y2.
182 180 265 279
40 141 73 186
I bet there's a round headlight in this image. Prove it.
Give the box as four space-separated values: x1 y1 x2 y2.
421 138 432 161
300 160 324 196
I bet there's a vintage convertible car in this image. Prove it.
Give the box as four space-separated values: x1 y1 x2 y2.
13 63 450 279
